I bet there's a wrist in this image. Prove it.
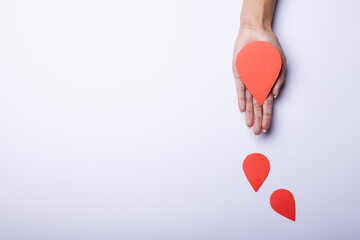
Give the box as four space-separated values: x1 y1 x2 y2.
240 20 272 32
237 23 276 43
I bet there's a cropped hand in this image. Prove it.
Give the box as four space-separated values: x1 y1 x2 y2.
232 26 286 135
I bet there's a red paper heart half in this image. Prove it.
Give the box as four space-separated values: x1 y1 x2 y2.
270 189 296 221
236 41 282 106
243 153 270 192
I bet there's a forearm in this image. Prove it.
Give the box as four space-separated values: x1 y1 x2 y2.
240 0 276 31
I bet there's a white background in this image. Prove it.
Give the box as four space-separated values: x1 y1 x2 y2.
0 0 359 239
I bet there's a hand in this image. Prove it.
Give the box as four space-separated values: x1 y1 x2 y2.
232 26 286 135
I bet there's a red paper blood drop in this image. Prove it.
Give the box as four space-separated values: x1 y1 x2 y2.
236 41 282 106
243 153 270 192
270 189 296 221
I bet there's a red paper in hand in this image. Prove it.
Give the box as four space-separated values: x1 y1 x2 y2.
243 153 270 192
270 189 296 221
235 41 282 106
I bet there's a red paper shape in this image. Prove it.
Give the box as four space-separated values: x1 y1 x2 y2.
270 189 296 221
235 41 282 106
243 153 270 192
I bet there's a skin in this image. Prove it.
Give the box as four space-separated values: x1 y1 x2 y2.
232 0 286 135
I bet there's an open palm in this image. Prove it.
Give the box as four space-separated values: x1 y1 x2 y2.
232 27 286 135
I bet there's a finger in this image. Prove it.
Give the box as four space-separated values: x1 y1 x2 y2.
253 97 262 135
245 89 254 127
272 59 286 98
262 94 274 132
237 81 246 112
233 63 246 112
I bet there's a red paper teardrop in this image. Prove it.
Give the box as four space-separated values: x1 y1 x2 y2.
236 41 282 106
270 189 296 221
243 153 270 192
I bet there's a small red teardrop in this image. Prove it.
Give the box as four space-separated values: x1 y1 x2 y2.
243 153 270 192
270 189 296 221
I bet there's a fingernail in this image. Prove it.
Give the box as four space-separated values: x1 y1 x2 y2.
274 95 277 99
247 126 251 129
254 134 259 138
262 129 267 133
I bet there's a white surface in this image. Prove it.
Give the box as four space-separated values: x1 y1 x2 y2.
0 0 360 239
